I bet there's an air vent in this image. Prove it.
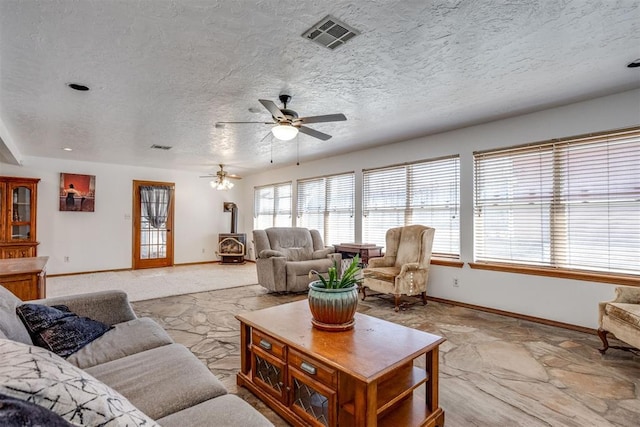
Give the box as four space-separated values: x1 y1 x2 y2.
302 15 360 50
150 144 172 150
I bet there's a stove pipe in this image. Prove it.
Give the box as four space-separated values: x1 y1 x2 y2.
224 202 238 233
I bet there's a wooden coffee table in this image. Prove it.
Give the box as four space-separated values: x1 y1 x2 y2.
236 300 445 426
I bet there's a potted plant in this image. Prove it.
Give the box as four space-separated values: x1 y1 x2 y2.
307 256 361 331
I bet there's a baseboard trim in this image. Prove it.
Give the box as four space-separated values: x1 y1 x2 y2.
46 260 247 278
426 296 597 335
48 267 133 278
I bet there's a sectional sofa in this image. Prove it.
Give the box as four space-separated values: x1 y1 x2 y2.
0 285 272 426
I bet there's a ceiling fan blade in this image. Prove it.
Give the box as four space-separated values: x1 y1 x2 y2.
199 175 215 178
298 126 332 141
215 121 273 125
226 174 242 180
296 113 347 124
259 99 285 120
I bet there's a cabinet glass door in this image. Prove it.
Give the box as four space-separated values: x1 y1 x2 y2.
289 368 335 427
0 183 4 241
252 349 287 403
10 185 31 241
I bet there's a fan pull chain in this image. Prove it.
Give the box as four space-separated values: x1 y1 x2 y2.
296 136 299 166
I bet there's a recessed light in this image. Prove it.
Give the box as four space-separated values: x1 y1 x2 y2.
627 59 640 68
248 107 262 113
62 147 73 151
68 83 90 91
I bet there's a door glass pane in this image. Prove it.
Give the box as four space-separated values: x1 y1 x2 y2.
138 186 171 260
140 218 167 259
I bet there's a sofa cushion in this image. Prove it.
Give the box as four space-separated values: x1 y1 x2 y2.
157 394 274 427
0 286 32 345
605 303 640 329
395 225 423 266
86 343 227 420
0 393 74 427
286 258 333 277
280 246 313 261
67 317 174 369
16 303 112 357
0 338 159 427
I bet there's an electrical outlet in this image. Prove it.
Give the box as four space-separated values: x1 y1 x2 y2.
452 278 459 287
64 256 70 262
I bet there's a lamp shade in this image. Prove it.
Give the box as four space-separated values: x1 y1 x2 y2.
271 124 299 141
211 178 234 190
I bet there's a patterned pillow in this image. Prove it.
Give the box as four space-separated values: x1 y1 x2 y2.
16 304 112 357
0 339 159 426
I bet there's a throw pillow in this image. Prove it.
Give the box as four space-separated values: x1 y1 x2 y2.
0 393 74 426
16 303 112 357
0 339 160 427
0 285 32 345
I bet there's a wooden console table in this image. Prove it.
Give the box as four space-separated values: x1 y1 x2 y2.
0 256 48 300
334 243 383 264
237 300 445 426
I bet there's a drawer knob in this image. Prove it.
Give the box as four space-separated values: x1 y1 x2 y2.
259 339 272 351
300 361 317 375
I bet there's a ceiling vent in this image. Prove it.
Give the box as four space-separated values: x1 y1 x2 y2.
302 15 360 50
150 144 172 150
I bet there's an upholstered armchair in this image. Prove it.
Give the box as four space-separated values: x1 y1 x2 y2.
598 286 640 354
362 225 435 311
253 227 341 293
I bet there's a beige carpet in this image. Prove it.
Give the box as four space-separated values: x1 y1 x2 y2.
47 262 258 302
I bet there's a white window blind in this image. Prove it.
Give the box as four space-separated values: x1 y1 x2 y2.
297 173 355 245
474 128 640 276
363 156 460 255
253 182 292 229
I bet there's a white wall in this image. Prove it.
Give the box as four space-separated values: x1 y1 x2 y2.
240 89 640 329
0 157 242 275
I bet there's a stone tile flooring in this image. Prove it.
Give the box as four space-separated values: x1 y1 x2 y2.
132 285 640 426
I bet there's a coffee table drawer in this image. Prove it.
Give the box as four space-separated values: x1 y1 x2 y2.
289 348 336 388
252 329 286 361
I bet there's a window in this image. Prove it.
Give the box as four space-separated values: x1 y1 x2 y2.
254 182 292 229
474 128 640 276
297 173 355 245
362 156 460 256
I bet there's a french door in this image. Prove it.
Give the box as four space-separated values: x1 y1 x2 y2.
132 180 174 269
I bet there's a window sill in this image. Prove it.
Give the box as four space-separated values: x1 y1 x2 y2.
431 258 464 268
468 262 640 287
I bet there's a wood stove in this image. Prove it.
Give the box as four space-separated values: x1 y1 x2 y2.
217 202 245 264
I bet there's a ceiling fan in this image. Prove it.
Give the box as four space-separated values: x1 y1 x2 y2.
216 94 347 141
200 164 242 190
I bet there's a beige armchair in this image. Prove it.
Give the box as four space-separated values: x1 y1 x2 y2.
253 227 341 293
362 225 435 311
598 286 640 354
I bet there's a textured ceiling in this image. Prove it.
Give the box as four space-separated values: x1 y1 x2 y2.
0 1 639 177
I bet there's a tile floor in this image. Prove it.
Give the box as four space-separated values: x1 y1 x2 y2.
131 281 640 427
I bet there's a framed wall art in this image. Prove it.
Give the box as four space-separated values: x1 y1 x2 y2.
59 173 96 212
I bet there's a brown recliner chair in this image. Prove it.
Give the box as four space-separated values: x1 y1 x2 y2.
253 227 341 293
362 225 435 311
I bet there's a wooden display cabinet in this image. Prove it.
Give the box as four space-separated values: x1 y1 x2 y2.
0 256 48 300
0 176 40 259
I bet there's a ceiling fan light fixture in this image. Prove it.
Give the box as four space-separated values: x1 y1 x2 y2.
211 177 234 190
271 124 299 141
